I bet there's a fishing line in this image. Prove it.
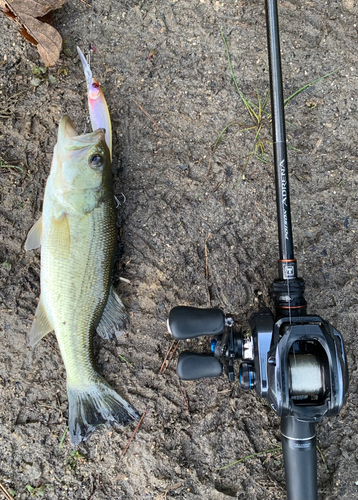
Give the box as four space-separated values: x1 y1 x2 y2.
89 0 95 65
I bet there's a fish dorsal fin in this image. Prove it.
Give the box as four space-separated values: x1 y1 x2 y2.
29 296 54 347
96 286 129 340
25 216 43 251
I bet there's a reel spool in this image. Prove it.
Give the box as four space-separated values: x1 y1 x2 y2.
288 354 324 398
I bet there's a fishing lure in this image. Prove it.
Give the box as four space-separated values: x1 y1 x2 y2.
77 46 112 159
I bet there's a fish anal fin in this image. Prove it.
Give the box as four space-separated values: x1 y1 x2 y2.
96 286 128 340
25 216 43 251
29 296 53 347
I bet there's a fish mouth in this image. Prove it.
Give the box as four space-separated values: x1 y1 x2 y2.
58 115 106 151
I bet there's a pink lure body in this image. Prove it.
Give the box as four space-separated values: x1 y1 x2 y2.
77 47 112 160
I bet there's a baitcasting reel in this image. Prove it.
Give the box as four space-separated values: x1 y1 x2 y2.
168 294 348 500
168 304 348 422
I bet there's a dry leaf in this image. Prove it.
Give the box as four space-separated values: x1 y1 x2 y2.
6 0 65 18
20 13 63 66
2 0 66 66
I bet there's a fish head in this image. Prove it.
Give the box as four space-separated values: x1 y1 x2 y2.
50 116 112 214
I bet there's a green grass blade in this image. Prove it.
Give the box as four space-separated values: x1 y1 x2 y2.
257 90 261 110
256 89 262 122
284 68 339 107
254 141 269 163
213 121 244 151
0 163 23 172
245 100 259 123
288 145 302 152
213 122 256 152
246 92 270 116
218 446 282 470
254 123 263 142
254 154 270 164
219 26 258 124
118 354 133 367
262 91 270 111
59 426 69 452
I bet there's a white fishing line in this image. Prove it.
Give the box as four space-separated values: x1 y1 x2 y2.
289 354 323 396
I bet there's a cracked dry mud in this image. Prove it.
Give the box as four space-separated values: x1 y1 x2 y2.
0 1 358 499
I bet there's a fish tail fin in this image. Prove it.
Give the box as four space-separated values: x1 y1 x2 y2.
67 377 140 445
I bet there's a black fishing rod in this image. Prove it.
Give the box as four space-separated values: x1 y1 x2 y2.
167 1 349 499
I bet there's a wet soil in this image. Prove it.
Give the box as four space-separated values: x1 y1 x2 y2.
1 0 358 499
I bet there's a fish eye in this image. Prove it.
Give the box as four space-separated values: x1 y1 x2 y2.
89 154 104 169
92 82 99 89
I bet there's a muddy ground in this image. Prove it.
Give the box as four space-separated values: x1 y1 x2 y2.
1 0 358 498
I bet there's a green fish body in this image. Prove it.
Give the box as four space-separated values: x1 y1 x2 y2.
25 116 139 444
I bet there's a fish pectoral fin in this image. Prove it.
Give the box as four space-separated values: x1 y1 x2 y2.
51 214 71 259
25 216 43 251
96 286 129 340
29 296 54 347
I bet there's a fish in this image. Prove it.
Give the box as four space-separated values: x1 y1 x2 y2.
25 53 139 445
77 46 112 160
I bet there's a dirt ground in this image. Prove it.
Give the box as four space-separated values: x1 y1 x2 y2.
1 0 358 498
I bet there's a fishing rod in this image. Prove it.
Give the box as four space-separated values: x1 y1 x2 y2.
167 1 349 499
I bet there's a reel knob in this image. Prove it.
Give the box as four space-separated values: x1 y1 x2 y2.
177 352 223 380
168 306 225 340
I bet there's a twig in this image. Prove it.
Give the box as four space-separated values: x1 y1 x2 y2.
55 393 64 418
206 159 212 177
155 482 182 500
206 282 212 308
204 233 212 279
161 341 180 374
160 340 176 373
0 482 14 500
121 410 147 458
178 379 190 411
44 337 61 354
132 99 171 137
207 182 222 200
78 0 92 7
168 342 179 363
317 445 328 472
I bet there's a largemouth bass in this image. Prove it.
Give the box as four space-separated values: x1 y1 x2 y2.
25 59 139 445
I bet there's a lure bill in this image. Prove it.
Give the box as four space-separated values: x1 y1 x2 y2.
77 46 112 159
25 58 139 444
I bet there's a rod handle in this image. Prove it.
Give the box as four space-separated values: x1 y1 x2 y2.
177 352 223 380
168 306 225 340
281 417 317 500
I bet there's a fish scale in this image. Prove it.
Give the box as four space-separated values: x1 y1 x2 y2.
41 203 116 386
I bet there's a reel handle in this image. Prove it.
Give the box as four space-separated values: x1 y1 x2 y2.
168 306 225 340
177 352 223 380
